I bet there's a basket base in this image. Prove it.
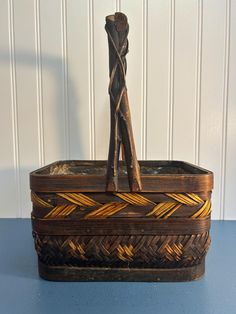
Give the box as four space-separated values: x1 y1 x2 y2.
38 259 205 282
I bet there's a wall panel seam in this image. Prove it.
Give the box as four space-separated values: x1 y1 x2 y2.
141 0 148 160
194 0 203 166
8 0 21 217
116 0 121 11
220 0 230 220
61 0 70 159
167 0 175 160
88 0 95 159
34 0 45 166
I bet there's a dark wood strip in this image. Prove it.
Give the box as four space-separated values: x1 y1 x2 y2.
32 216 210 235
38 259 205 282
30 175 213 193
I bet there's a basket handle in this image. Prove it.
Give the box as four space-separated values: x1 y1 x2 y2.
105 12 142 192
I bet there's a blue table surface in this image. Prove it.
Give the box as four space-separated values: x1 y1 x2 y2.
0 220 235 314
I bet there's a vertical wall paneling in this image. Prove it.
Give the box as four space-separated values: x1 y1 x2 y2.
13 0 40 217
8 0 21 216
39 1 67 164
0 1 236 218
88 0 95 159
61 0 69 159
146 0 170 160
167 0 175 160
93 0 115 159
172 0 198 162
66 0 91 159
199 0 226 219
220 0 230 219
141 0 147 159
120 0 143 159
116 0 121 12
0 0 18 217
194 0 203 165
225 0 236 220
35 0 45 167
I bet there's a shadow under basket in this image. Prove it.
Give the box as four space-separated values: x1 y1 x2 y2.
30 160 213 282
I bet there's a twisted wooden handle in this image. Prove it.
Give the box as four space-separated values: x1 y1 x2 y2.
105 12 142 192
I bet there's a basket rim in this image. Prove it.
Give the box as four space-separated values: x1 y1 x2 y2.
30 160 213 177
30 160 213 193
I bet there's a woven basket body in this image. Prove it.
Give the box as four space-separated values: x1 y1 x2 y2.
31 160 213 281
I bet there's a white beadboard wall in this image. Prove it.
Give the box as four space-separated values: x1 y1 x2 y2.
0 0 235 219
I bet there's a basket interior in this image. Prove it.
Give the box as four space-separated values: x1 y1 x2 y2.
34 160 210 176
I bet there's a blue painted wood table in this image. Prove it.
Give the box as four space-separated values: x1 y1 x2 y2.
0 219 235 314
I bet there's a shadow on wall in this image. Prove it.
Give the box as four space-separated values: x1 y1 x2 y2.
0 50 85 217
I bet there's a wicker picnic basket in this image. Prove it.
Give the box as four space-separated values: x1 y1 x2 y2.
30 13 213 282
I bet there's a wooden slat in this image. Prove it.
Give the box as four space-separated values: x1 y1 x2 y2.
224 0 236 219
32 216 210 235
147 0 170 159
13 0 40 217
66 0 91 159
0 0 19 217
39 0 67 163
172 0 198 162
199 0 226 219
